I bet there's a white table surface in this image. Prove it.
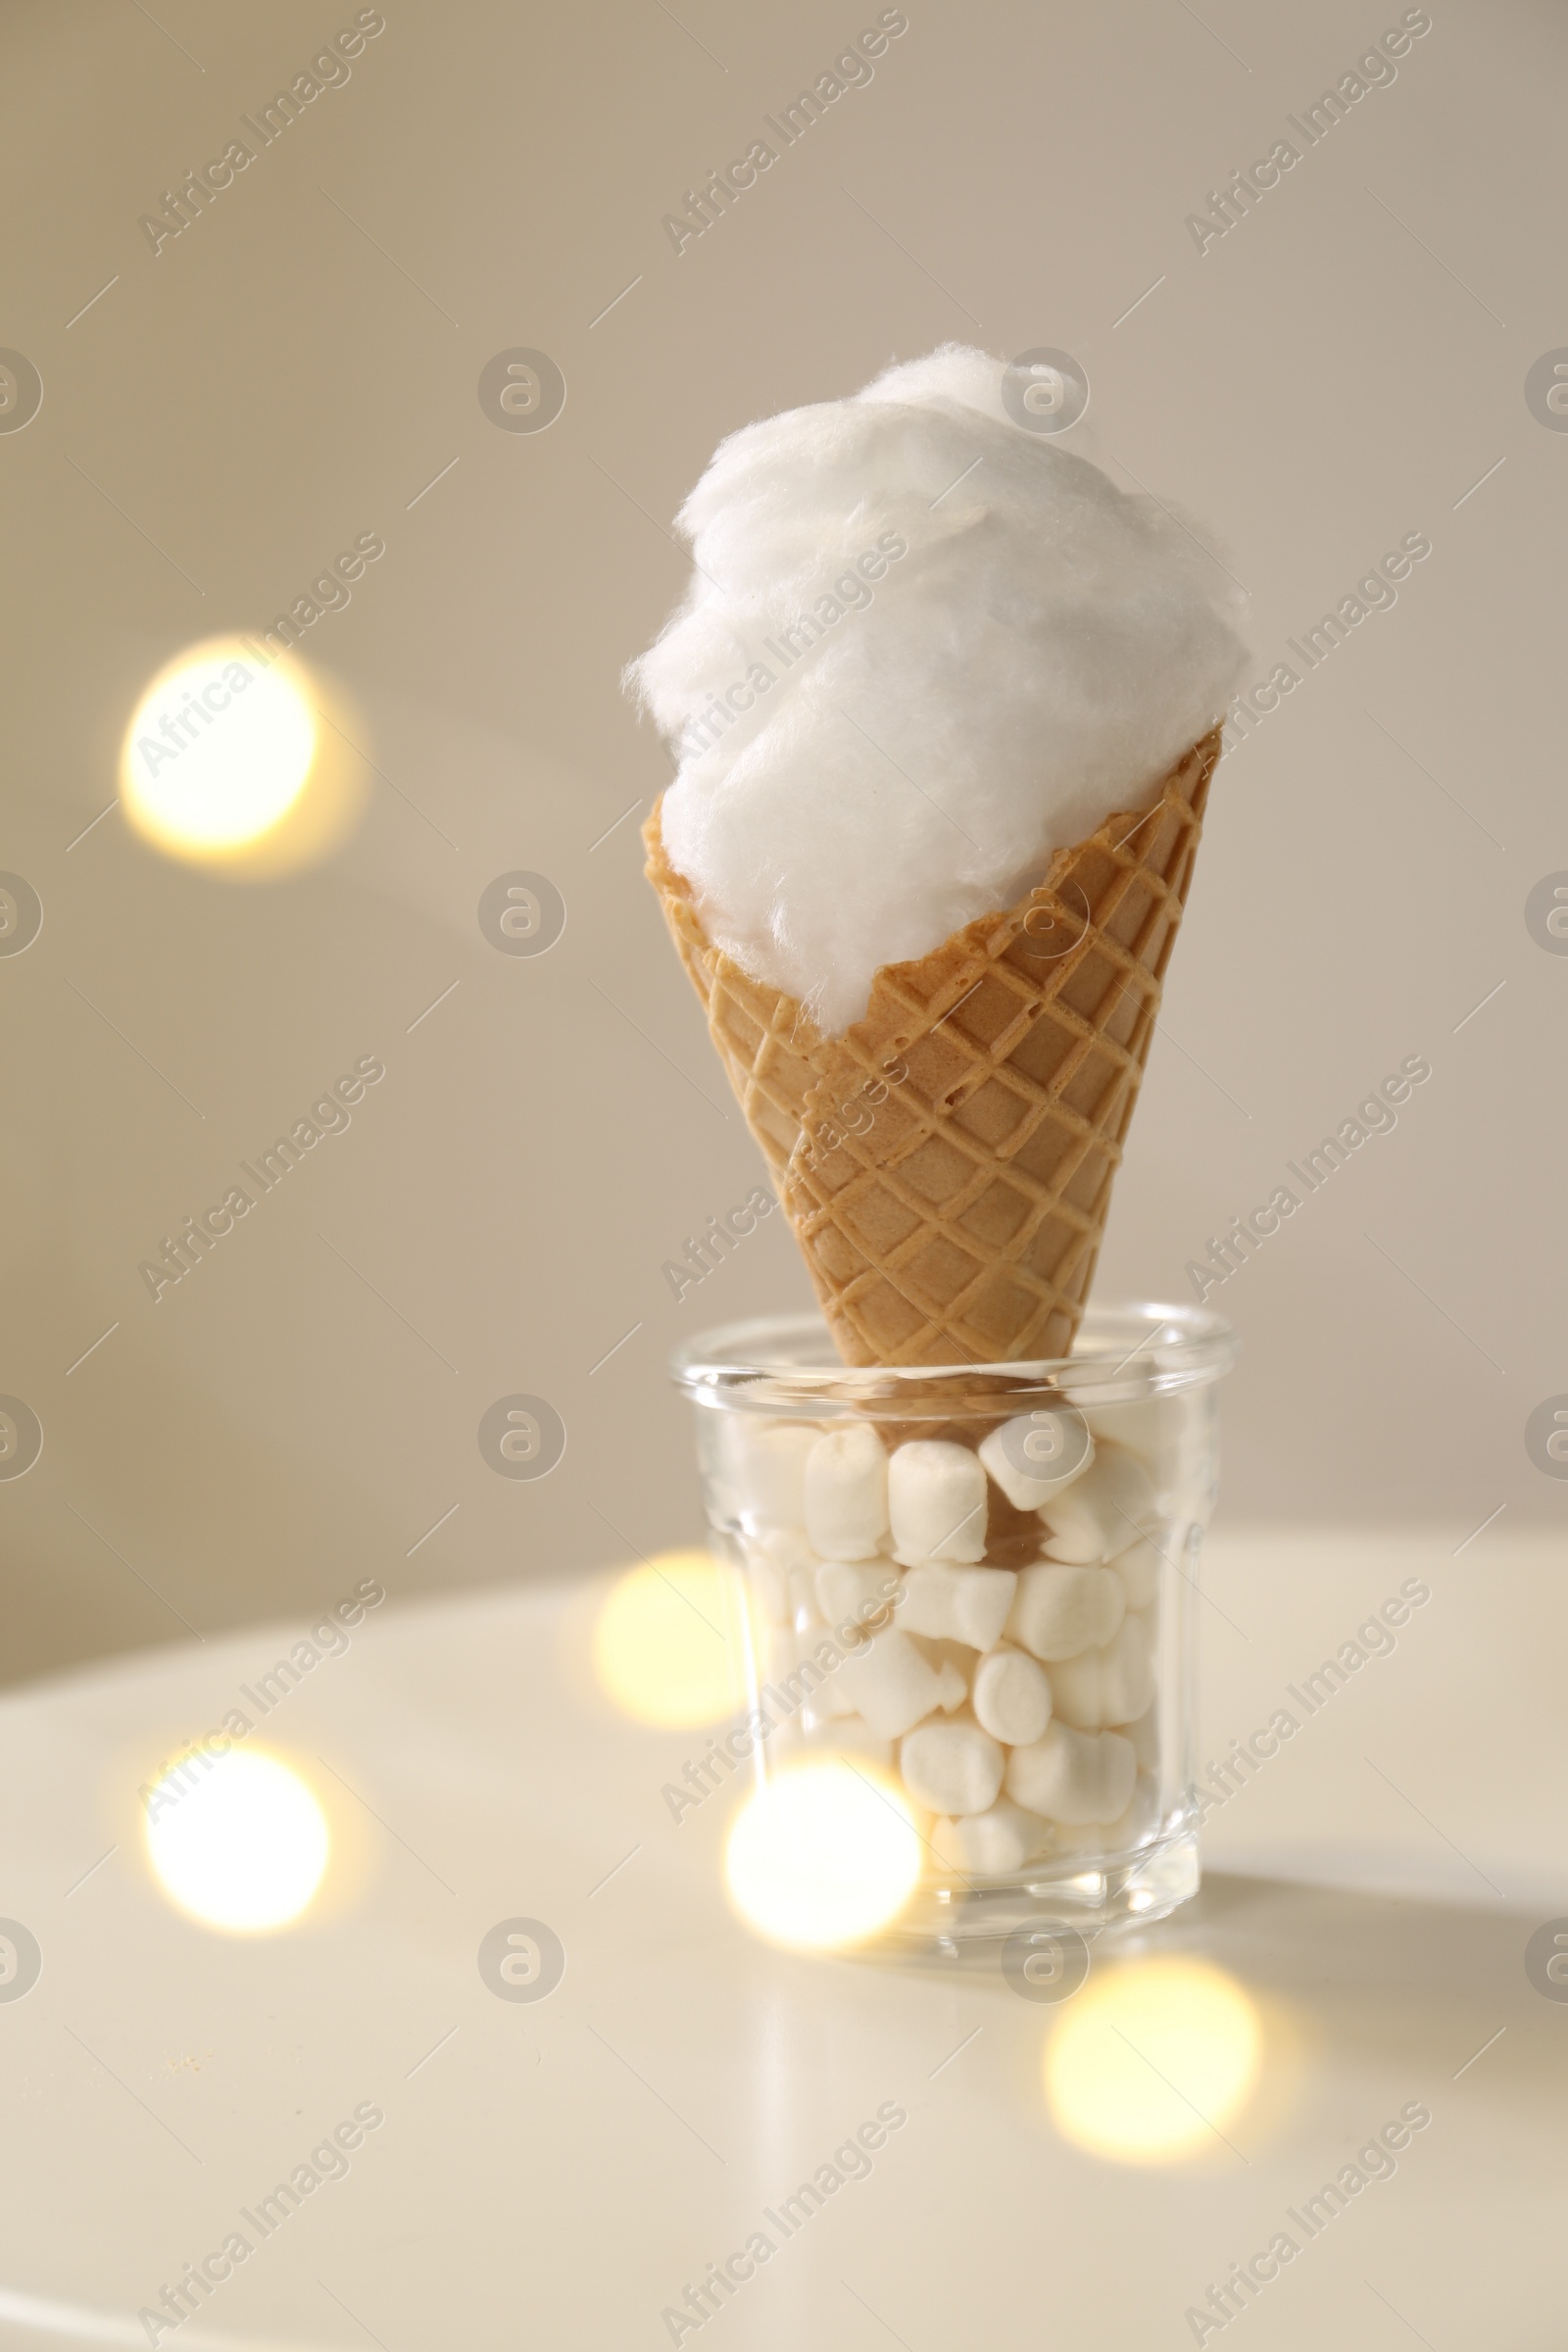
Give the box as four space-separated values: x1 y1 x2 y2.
1 1534 1562 2351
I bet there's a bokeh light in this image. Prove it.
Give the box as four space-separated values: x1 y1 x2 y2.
144 1747 330 1933
593 1551 752 1728
1044 1955 1262 2163
725 1759 922 1949
119 634 366 876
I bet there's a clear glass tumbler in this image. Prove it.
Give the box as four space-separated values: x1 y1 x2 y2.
672 1303 1237 1949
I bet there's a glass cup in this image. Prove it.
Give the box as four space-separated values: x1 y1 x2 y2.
672 1303 1238 1949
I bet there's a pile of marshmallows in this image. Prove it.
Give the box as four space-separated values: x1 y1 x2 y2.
730 1411 1167 1881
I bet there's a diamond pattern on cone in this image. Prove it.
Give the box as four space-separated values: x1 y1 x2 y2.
645 728 1220 1367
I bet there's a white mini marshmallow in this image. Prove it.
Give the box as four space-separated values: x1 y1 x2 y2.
1120 1703 1160 1770
762 1624 805 1686
1104 1613 1155 1721
1048 1821 1106 1857
1004 1562 1125 1662
765 1621 861 1717
971 1644 1053 1746
978 1412 1095 1511
1083 1398 1163 1474
805 1422 890 1559
1111 1537 1162 1610
1040 1442 1158 1564
788 1564 823 1621
800 1670 859 1722
930 1799 1051 1877
908 1638 973 1712
1048 1614 1154 1730
833 1626 952 1740
900 1715 1004 1816
720 1417 818 1528
888 1441 988 1564
895 1562 1017 1650
739 1537 792 1627
1101 1771 1159 1852
803 1711 890 1760
1004 1720 1137 1825
1085 1393 1204 1499
814 1558 901 1637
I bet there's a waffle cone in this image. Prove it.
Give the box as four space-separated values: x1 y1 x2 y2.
645 727 1221 1367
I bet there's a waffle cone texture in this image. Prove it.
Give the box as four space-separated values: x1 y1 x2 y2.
645 728 1222 1368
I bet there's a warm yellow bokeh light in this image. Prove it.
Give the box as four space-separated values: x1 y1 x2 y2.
1044 1956 1262 2164
593 1552 752 1728
145 1747 330 1933
122 637 317 858
725 1760 922 1950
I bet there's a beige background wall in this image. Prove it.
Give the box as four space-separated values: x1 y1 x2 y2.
1 0 1562 1687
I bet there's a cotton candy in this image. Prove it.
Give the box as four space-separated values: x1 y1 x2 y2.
627 344 1247 1034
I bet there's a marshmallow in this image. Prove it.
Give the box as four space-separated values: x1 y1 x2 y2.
888 1441 987 1564
1084 1398 1163 1475
805 1422 890 1560
800 1672 859 1723
1005 1721 1137 1825
1004 1563 1125 1662
814 1558 901 1638
1111 1537 1163 1610
764 1619 866 1721
788 1564 823 1622
802 1712 893 1764
1048 1614 1154 1731
1101 1771 1160 1852
971 1645 1053 1746
930 1799 1051 1877
895 1562 1017 1650
763 1623 814 1686
900 1715 1005 1816
1085 1393 1205 1499
1047 1821 1106 1858
978 1411 1095 1510
1105 1613 1155 1721
908 1637 972 1711
1040 1442 1158 1564
1120 1703 1160 1770
739 1537 792 1627
719 1418 817 1528
834 1626 958 1740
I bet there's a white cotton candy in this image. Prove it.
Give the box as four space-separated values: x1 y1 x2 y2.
626 344 1248 1036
